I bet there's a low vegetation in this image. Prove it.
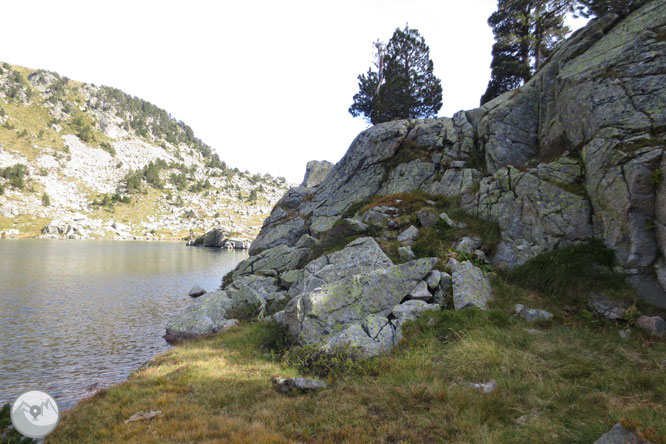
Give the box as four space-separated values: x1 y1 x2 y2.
46 274 666 443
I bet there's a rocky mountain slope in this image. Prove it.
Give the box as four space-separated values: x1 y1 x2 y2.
166 0 666 351
0 64 291 241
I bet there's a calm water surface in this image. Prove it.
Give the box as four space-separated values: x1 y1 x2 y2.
0 239 247 410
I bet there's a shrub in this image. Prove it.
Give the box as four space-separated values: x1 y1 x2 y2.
100 141 116 156
507 239 626 302
42 193 51 206
282 343 363 378
225 300 262 321
1 164 27 189
251 320 294 356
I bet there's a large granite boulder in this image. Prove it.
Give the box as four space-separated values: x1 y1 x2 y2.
301 160 334 188
164 290 253 342
280 257 438 345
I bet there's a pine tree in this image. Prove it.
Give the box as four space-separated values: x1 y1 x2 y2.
481 0 573 105
349 25 443 125
574 0 647 17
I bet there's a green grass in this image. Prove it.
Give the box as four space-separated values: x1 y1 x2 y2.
46 278 666 444
506 240 629 304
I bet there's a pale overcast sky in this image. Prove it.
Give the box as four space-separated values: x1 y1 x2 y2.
0 1 586 183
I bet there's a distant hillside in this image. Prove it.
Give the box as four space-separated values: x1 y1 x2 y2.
0 62 292 241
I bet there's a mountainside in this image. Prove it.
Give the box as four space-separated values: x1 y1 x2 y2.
0 64 291 241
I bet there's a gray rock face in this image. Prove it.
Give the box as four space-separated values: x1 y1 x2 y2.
231 244 311 280
594 423 651 444
301 160 334 188
423 168 483 200
248 214 307 256
514 304 553 322
289 237 393 297
281 258 437 345
379 160 436 195
451 261 493 310
464 165 593 268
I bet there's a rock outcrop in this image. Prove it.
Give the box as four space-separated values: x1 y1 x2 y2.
301 160 334 188
167 1 666 350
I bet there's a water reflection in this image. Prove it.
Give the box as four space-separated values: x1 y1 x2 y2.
0 239 246 410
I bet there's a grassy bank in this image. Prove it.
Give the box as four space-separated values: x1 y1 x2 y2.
46 277 666 444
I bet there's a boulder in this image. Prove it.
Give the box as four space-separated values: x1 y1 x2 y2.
188 285 206 298
391 300 439 325
594 423 652 444
454 237 482 254
417 210 439 228
272 376 328 393
202 228 227 247
425 270 441 290
281 257 438 345
407 280 432 301
165 290 242 342
438 212 455 227
323 316 397 358
588 293 627 320
397 225 419 245
514 304 553 322
301 160 334 188
360 206 398 228
451 261 493 310
636 315 666 338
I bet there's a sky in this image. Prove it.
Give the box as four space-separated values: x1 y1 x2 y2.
0 1 586 183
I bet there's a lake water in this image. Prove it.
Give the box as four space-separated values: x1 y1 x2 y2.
0 239 247 410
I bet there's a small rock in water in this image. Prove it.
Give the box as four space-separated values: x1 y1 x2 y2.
188 285 207 298
124 410 162 424
272 377 328 394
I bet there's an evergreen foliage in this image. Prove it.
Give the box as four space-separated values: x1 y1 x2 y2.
349 25 443 124
92 87 215 159
1 164 27 189
574 0 647 17
481 0 573 105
